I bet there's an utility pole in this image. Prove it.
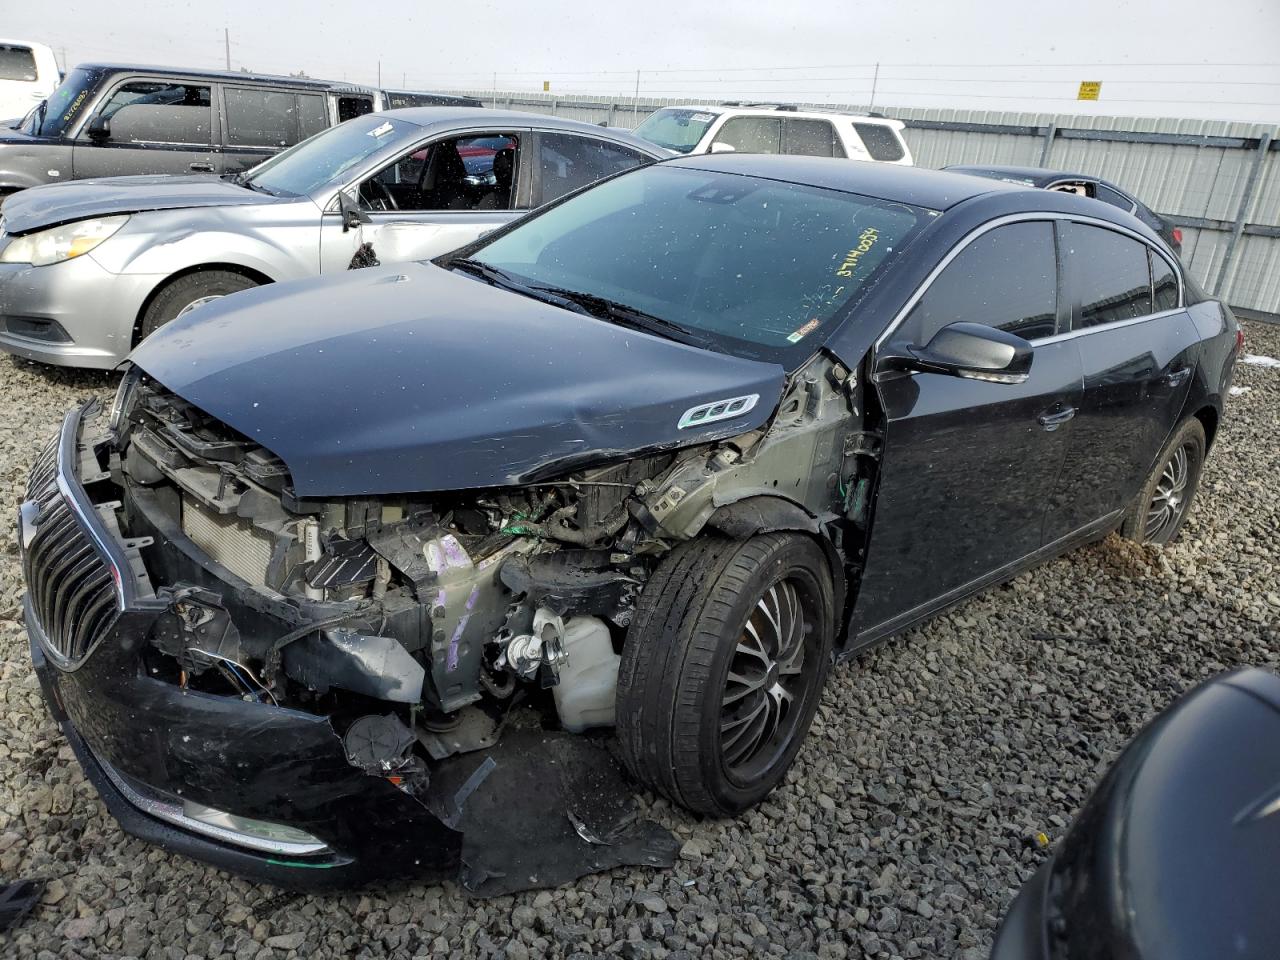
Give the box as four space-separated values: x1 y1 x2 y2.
377 60 382 88
633 69 640 122
868 62 879 112
224 28 230 71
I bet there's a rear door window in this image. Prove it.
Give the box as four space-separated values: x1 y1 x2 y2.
900 221 1059 345
782 118 846 158
536 132 650 205
0 44 37 81
1151 251 1180 312
224 88 300 147
853 123 905 161
93 80 213 144
711 116 781 154
1061 222 1154 328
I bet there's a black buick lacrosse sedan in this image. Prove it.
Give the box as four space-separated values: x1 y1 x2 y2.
21 154 1239 888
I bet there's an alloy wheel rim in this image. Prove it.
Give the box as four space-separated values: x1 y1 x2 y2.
1145 442 1192 541
719 578 816 783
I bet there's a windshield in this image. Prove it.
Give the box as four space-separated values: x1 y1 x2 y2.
21 67 103 138
243 114 416 197
632 108 718 153
468 164 927 364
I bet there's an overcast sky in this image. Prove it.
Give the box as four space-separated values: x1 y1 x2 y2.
8 0 1280 123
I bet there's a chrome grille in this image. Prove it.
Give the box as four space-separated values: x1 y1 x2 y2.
22 434 119 666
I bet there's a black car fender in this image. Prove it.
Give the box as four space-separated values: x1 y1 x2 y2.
705 494 848 638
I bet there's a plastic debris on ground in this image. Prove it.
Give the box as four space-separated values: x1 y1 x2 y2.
0 879 45 932
425 722 679 896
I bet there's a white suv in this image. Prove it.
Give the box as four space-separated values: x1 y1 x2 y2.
632 103 913 165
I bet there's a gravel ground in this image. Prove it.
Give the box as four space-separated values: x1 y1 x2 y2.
0 321 1277 960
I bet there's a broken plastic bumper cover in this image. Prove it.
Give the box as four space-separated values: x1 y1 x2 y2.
21 404 678 893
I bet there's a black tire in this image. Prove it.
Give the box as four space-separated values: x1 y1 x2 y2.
1119 417 1206 545
616 533 835 816
138 270 258 342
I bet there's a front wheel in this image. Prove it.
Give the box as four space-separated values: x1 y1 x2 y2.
1120 418 1206 545
616 533 835 816
137 270 259 343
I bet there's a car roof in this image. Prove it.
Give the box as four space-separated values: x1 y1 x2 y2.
654 104 902 126
382 108 669 154
665 153 1027 211
75 62 376 94
946 164 1123 191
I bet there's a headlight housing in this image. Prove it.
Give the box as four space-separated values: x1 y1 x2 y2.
0 215 129 266
109 364 141 431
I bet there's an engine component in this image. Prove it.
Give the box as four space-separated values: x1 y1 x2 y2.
305 537 381 597
503 607 569 681
551 616 621 733
343 714 415 773
282 628 426 703
182 497 276 588
499 550 639 622
367 522 440 599
416 706 502 760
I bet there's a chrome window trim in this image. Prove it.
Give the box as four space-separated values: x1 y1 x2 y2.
873 211 1185 352
1028 307 1186 346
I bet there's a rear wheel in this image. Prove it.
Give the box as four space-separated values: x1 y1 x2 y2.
138 270 259 343
1120 418 1206 545
616 533 834 816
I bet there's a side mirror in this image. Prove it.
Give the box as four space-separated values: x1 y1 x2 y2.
87 115 111 142
709 142 736 153
337 191 371 232
882 321 1033 384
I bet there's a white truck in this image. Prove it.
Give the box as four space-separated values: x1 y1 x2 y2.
0 40 59 123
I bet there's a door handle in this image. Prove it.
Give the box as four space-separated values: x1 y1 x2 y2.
1037 406 1077 431
188 162 215 173
1161 367 1192 388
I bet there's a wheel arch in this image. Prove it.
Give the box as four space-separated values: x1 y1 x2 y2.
1192 402 1220 451
704 495 848 639
132 263 275 347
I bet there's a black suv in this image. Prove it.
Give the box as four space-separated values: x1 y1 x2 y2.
0 63 379 195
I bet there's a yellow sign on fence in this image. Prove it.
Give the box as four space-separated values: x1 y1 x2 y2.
1078 81 1102 101
543 80 551 92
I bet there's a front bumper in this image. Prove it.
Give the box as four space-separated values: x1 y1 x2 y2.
21 403 462 887
0 256 155 368
21 403 679 892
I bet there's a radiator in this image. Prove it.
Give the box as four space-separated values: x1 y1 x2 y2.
181 497 274 588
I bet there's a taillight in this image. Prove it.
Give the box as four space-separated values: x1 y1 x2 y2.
1237 327 1246 352
1172 227 1183 247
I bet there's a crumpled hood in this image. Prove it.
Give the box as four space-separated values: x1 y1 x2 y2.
0 173 283 234
131 262 786 497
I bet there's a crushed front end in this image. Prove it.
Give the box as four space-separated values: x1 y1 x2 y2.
19 383 684 891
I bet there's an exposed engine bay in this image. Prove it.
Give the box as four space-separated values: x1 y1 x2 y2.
94 351 873 887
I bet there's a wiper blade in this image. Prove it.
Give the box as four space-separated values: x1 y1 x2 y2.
540 288 708 345
450 260 709 346
449 259 590 311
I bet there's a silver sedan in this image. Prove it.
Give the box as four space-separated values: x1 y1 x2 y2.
0 108 667 368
